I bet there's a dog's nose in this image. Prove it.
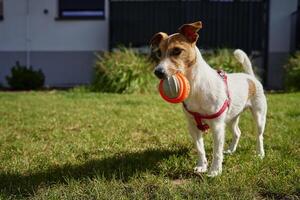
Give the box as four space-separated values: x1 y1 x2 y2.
154 68 166 79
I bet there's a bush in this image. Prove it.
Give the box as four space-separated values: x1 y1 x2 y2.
202 49 244 73
6 61 45 90
284 51 300 91
92 47 156 93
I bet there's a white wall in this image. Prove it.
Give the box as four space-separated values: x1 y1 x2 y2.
0 0 109 51
0 0 27 51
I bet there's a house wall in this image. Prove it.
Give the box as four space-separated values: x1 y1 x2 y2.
267 0 298 90
0 0 109 87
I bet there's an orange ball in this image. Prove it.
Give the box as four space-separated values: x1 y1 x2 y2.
158 73 190 103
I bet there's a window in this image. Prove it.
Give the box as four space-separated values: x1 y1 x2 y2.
58 0 105 20
0 0 3 20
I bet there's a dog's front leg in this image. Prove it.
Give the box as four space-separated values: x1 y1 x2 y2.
188 121 208 173
207 121 225 177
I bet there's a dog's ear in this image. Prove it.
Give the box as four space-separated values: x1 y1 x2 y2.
150 32 168 61
150 32 168 50
178 21 202 43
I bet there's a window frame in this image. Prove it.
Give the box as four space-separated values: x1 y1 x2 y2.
57 0 105 20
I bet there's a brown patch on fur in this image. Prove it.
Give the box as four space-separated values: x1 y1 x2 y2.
150 22 202 76
150 32 168 49
178 21 202 43
159 34 197 72
247 79 256 98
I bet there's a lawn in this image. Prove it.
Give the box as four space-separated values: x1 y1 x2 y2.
0 91 299 199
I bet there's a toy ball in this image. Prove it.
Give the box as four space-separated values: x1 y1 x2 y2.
158 73 190 103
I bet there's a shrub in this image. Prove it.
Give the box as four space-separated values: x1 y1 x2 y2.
202 49 244 73
6 61 45 90
92 47 156 93
284 51 300 91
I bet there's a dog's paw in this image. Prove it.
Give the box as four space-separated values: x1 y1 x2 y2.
223 149 235 154
207 169 222 177
194 166 208 174
257 153 265 159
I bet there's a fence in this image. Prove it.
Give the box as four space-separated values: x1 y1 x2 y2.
110 0 269 54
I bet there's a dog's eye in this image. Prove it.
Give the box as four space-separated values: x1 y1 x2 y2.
171 48 182 56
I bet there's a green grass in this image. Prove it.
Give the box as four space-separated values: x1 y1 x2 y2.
0 91 299 199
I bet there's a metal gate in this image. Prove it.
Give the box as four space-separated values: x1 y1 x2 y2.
110 0 269 54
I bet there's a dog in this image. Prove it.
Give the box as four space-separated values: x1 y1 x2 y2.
150 21 267 177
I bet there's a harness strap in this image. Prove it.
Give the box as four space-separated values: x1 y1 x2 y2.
183 70 230 132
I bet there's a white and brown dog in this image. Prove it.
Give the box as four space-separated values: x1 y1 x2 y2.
150 21 267 177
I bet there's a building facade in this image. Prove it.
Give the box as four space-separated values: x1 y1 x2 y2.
0 0 109 87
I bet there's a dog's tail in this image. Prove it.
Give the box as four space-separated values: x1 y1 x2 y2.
233 49 255 77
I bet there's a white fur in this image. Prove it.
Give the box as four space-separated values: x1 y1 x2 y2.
234 49 255 77
182 47 267 177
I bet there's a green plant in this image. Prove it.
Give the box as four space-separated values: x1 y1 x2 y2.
202 49 243 73
284 51 300 91
6 61 45 90
92 47 156 94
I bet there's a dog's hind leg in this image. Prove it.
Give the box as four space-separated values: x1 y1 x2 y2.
188 121 208 173
224 116 241 154
251 95 267 159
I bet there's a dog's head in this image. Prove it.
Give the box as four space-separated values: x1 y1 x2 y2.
150 21 202 79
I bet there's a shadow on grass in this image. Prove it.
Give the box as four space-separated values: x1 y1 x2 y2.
0 147 189 197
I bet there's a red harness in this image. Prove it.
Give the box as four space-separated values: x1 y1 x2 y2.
183 70 231 132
